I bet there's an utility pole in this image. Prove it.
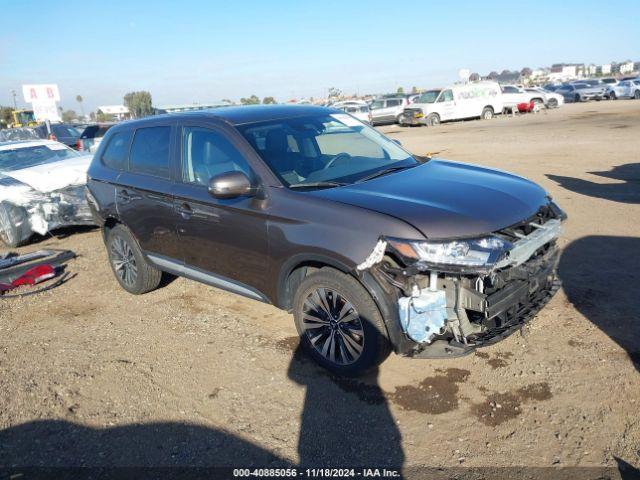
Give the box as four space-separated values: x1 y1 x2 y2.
11 90 17 110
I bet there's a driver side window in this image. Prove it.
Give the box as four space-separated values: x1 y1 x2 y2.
182 127 250 186
437 90 453 102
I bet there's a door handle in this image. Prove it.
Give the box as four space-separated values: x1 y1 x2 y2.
117 189 142 203
176 203 193 219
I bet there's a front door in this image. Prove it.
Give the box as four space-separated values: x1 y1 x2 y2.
172 123 270 300
436 89 456 120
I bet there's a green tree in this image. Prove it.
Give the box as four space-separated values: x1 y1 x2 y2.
76 95 84 117
123 91 153 118
396 86 404 94
240 95 260 105
89 111 96 121
262 96 277 104
411 86 419 93
97 110 116 122
327 87 342 99
0 106 14 128
62 110 77 123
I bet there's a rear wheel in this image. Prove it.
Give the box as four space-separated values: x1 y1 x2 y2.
609 91 616 100
481 106 494 120
548 98 558 108
426 113 440 126
293 268 391 376
106 224 162 294
574 94 581 103
634 90 640 99
0 201 31 248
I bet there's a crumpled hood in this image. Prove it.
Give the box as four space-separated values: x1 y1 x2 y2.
2 155 92 193
309 159 550 239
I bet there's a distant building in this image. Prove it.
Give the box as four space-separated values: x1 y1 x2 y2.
619 61 634 74
586 64 597 76
97 105 129 121
550 63 582 80
598 63 612 75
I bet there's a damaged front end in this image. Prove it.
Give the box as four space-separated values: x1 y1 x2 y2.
357 202 566 358
0 177 94 246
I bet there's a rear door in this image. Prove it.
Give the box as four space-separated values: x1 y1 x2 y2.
172 121 270 299
116 121 181 261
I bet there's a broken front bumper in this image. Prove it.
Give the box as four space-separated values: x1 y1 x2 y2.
358 213 564 358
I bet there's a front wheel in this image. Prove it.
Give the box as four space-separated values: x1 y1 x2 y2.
106 224 162 294
425 113 440 126
0 201 31 248
574 94 581 103
634 90 640 99
609 91 616 100
293 268 391 376
481 106 494 120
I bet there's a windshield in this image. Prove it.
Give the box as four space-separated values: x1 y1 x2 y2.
239 113 417 188
0 143 80 172
416 90 441 104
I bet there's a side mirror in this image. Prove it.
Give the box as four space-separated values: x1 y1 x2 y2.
208 171 255 199
392 139 402 146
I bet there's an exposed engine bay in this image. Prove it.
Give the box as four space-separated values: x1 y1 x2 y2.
359 203 565 357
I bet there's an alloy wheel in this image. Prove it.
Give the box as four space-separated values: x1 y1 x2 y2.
110 236 138 287
302 287 365 365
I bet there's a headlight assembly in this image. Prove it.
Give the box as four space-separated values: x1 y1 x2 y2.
388 236 511 272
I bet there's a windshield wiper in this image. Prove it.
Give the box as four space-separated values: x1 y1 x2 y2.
355 165 415 183
288 181 348 190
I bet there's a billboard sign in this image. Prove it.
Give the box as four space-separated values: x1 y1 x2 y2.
22 84 61 122
22 84 61 103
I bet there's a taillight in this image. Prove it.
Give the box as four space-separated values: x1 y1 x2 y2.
76 139 82 151
48 133 57 141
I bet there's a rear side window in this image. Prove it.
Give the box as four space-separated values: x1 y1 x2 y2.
101 131 132 170
52 125 79 137
386 99 402 107
130 126 171 178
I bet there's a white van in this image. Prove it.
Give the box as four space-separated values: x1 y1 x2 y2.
401 81 503 126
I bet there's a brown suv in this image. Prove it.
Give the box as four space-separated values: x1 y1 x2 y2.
87 105 565 375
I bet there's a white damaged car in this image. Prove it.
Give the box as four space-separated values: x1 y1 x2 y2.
0 140 95 247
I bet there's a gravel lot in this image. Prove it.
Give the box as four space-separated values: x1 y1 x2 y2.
1 101 639 474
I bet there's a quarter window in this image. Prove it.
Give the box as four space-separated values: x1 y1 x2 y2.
129 126 171 178
182 127 250 186
101 131 132 171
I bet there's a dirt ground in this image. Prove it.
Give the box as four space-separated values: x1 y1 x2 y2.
1 101 639 474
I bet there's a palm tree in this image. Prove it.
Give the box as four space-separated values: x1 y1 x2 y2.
76 95 84 117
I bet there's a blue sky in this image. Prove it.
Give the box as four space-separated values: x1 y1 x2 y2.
1 0 638 111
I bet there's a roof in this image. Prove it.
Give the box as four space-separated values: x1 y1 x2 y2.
121 105 338 128
97 105 129 115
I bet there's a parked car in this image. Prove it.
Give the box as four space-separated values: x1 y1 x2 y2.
601 78 619 86
77 123 115 153
607 79 640 100
369 97 409 125
34 123 82 149
87 105 565 375
401 81 504 126
555 83 606 102
524 87 564 108
501 85 544 110
0 140 94 247
331 101 372 124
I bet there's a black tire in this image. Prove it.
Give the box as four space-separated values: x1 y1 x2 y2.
426 113 440 126
548 98 558 108
0 201 31 248
106 224 161 294
634 90 640 100
481 106 494 120
574 94 581 103
293 268 391 376
609 91 616 100
396 114 404 126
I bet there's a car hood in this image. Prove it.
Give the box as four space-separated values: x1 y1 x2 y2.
1 155 92 193
309 159 550 239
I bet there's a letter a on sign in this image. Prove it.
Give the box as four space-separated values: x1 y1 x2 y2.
30 88 38 101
